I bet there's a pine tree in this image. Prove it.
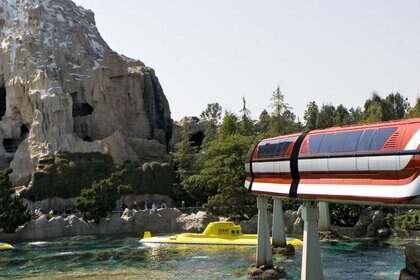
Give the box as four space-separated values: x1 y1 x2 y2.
76 178 119 223
0 169 31 233
238 96 254 136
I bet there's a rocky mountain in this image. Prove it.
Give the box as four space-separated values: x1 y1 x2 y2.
0 0 173 185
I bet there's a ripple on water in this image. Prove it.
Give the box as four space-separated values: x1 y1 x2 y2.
0 236 409 280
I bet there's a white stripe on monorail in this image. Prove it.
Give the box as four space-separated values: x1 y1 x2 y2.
404 129 420 150
248 174 420 200
251 154 413 173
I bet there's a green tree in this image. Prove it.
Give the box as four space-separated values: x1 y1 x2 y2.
200 103 222 141
270 86 289 118
303 101 319 131
173 139 200 183
76 178 120 223
256 109 271 134
384 92 409 120
219 112 238 138
191 134 256 219
363 92 409 122
267 86 301 135
238 96 254 136
268 86 291 135
0 169 31 233
316 104 335 129
405 98 420 118
363 101 384 123
349 107 363 124
333 104 350 126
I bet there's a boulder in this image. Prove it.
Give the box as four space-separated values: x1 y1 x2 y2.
353 209 390 238
177 211 219 232
399 243 420 280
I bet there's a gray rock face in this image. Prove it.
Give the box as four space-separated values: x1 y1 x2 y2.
353 209 390 237
0 208 184 241
0 0 172 185
399 243 420 280
176 211 219 232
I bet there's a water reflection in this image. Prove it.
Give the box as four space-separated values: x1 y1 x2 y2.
0 235 410 279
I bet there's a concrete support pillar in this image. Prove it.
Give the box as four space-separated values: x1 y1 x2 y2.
318 202 331 231
301 201 324 280
272 197 286 247
256 196 273 268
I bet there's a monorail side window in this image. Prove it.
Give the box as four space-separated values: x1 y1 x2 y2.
342 131 363 151
318 134 335 153
369 127 397 150
258 143 277 158
309 135 323 153
317 131 362 153
273 141 292 157
257 140 293 158
356 129 375 151
309 128 396 154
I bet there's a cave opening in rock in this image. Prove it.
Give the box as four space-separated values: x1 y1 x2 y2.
3 138 18 153
0 75 6 120
189 131 205 147
72 102 94 117
20 124 29 138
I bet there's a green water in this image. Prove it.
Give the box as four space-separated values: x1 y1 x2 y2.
0 235 412 279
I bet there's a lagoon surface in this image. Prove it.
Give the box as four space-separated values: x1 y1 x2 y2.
0 235 411 280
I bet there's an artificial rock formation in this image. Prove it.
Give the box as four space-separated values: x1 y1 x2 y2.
0 0 172 185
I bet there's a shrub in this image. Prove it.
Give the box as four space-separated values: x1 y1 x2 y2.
0 169 31 233
22 152 115 200
106 162 177 196
395 209 420 230
76 178 120 224
329 203 364 227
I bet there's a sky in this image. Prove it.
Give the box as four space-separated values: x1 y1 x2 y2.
72 0 420 122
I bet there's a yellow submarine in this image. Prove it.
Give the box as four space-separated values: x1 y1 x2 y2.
0 242 14 251
140 221 303 246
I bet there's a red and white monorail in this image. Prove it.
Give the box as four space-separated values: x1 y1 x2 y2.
245 119 420 205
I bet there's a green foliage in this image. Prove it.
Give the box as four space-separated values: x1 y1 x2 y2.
77 178 120 223
238 97 254 136
329 203 364 227
316 104 335 129
303 101 319 131
256 109 271 134
200 103 222 142
395 210 420 230
104 162 177 196
333 104 351 126
172 139 201 194
219 112 238 138
22 152 115 201
0 169 31 233
405 98 420 118
189 134 257 218
363 92 410 122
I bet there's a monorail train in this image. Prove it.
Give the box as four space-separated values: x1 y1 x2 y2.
244 119 420 205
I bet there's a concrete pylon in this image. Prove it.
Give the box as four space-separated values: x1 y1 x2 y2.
256 196 273 268
272 197 286 247
301 201 324 280
318 202 331 231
